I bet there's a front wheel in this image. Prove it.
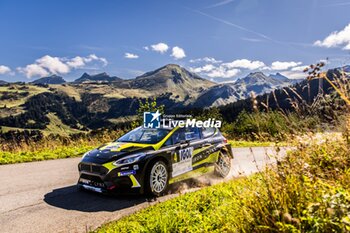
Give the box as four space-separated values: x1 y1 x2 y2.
214 151 232 178
145 161 169 196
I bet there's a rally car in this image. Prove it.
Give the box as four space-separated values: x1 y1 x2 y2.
77 126 233 196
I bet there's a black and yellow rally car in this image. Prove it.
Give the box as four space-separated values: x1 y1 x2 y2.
78 126 233 196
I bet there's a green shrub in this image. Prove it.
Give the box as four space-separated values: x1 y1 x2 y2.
222 110 322 141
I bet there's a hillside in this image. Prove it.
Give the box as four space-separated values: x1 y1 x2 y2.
0 63 333 135
0 64 217 134
219 66 349 122
111 64 216 102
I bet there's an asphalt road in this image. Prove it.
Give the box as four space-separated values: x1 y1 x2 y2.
0 147 287 233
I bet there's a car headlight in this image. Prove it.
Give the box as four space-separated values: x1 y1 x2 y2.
113 153 145 167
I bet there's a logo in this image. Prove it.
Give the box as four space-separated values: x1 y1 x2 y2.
143 110 161 128
143 111 222 128
118 170 136 176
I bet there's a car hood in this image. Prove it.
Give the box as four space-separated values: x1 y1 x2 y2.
81 141 153 164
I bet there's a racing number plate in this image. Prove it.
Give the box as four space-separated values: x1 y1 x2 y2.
172 147 193 177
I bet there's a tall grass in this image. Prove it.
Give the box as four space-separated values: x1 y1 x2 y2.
0 129 125 164
222 110 323 141
96 134 350 233
96 62 350 232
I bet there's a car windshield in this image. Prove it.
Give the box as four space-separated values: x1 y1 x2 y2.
116 127 170 144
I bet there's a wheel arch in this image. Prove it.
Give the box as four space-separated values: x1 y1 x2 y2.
143 154 171 196
219 144 234 159
143 154 171 175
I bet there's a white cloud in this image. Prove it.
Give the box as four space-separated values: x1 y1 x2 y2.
278 65 310 79
223 59 265 70
314 23 350 50
36 55 70 74
83 54 108 66
280 70 306 79
189 58 266 79
207 67 240 78
190 64 216 73
291 65 309 72
124 53 139 59
143 46 149 51
0 65 11 74
17 64 49 78
171 46 186 60
66 56 85 68
151 43 169 54
270 61 302 70
189 57 222 63
190 64 240 78
18 54 108 78
189 58 306 79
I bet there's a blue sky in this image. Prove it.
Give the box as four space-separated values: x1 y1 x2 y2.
1 0 350 82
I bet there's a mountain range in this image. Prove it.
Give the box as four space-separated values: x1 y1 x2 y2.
193 72 301 107
27 64 298 107
74 72 122 83
0 64 313 134
31 75 66 85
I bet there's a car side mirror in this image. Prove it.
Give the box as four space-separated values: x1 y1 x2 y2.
180 140 191 146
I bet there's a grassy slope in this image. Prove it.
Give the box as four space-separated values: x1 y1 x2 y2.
51 84 82 101
44 112 84 136
96 139 350 233
0 112 85 135
0 85 50 108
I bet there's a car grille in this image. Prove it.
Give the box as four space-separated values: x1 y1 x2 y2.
79 163 108 176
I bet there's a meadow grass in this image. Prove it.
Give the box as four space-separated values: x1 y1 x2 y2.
0 144 94 164
95 137 350 233
0 129 125 164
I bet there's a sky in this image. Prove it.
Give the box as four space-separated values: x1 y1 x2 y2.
1 0 350 83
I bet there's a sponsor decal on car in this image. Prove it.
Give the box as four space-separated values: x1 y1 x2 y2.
118 170 137 176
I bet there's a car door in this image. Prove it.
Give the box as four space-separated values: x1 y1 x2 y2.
170 127 203 177
191 127 218 169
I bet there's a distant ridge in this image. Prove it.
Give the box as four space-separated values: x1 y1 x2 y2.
74 72 122 83
32 75 66 84
192 71 300 107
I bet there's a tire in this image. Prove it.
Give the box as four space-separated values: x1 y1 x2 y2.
214 151 232 178
145 160 169 196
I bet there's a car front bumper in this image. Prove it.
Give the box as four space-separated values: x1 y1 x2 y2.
77 161 146 194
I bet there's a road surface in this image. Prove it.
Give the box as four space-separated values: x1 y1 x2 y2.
0 147 287 233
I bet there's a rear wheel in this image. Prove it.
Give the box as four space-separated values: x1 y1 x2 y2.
145 161 169 196
214 151 232 178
